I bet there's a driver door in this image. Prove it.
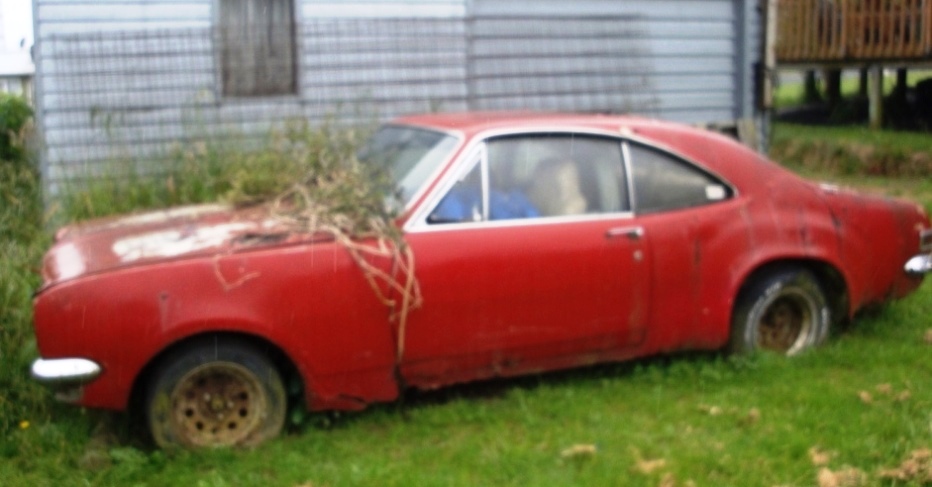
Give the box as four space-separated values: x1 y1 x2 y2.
400 133 650 386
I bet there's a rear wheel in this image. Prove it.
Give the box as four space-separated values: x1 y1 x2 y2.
146 337 287 448
730 268 830 356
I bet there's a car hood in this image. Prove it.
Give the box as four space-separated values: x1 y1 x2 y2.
41 204 323 287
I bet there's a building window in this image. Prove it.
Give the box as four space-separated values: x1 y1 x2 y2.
219 0 297 97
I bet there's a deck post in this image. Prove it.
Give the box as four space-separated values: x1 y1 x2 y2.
825 69 842 109
868 65 884 129
858 68 869 97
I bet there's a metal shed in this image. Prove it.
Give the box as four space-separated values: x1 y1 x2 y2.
32 0 764 193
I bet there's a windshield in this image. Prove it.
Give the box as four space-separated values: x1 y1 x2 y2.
358 125 459 207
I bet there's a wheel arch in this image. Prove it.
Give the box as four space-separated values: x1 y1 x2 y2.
732 258 850 329
128 331 304 418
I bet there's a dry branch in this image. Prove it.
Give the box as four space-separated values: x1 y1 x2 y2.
248 124 421 363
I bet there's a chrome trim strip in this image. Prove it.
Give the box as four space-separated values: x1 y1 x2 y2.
31 358 102 386
372 124 465 214
621 141 637 213
405 145 484 230
405 210 637 234
480 144 490 222
905 254 932 276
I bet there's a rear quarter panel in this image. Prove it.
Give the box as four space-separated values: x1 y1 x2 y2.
821 190 928 308
630 125 851 349
649 124 926 318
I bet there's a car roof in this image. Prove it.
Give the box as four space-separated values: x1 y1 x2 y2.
391 111 790 200
392 111 666 137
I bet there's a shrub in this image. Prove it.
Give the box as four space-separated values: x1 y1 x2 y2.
0 129 48 441
55 119 376 222
0 93 33 162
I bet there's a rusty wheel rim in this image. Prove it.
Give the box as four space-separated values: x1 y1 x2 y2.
170 362 267 447
757 289 815 355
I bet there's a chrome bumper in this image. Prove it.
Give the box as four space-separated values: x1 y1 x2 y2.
905 254 932 275
31 358 101 386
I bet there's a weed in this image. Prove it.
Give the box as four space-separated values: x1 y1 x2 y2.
0 93 32 161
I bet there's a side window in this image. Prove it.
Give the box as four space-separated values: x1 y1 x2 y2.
428 134 628 224
627 143 731 214
428 160 483 224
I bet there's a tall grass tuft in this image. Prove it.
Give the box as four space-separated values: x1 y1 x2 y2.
57 119 375 222
0 147 50 445
770 123 932 178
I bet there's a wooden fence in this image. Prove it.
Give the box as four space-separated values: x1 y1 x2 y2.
777 0 932 62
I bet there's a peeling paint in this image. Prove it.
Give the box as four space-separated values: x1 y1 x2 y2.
58 204 231 241
51 242 86 281
112 223 255 262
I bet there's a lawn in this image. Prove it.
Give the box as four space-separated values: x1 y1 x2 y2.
1 124 930 486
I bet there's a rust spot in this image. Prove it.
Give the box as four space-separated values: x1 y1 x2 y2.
233 233 289 247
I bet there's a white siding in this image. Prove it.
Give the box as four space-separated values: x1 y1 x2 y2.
34 0 762 193
302 0 464 18
36 1 213 37
473 0 744 124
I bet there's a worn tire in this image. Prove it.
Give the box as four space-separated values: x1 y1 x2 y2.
146 337 287 448
729 268 830 356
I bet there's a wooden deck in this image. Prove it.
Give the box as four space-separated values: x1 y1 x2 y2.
777 0 932 64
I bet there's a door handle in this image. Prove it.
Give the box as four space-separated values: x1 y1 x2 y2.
606 226 644 240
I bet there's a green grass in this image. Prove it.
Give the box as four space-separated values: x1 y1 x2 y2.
54 119 364 223
3 293 931 486
770 123 932 191
2 124 931 486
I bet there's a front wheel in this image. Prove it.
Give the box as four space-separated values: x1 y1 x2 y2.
730 268 830 356
146 337 287 448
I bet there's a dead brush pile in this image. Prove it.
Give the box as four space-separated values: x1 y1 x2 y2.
226 120 422 363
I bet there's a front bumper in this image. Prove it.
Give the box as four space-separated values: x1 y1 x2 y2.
905 254 932 275
31 358 102 402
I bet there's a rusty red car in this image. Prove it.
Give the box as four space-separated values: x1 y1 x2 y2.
31 113 932 448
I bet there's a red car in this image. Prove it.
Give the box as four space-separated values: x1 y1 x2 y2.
31 113 932 448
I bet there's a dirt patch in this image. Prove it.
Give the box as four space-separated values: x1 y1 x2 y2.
878 448 932 484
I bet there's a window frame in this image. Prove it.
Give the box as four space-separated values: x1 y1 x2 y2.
405 127 737 233
622 140 735 215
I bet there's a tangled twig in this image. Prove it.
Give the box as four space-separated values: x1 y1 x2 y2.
211 254 261 292
268 181 421 363
222 121 420 363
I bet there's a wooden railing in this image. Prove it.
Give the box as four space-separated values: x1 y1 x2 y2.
777 0 932 62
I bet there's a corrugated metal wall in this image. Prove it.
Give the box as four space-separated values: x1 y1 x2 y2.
33 0 760 192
